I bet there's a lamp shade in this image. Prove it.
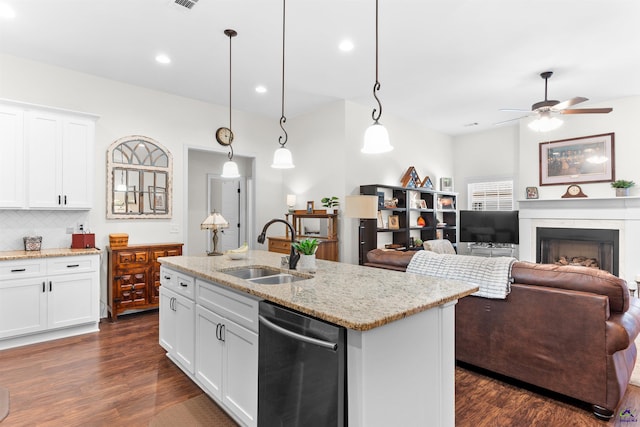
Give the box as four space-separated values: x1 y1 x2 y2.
286 194 296 206
344 195 378 219
271 147 295 169
528 113 563 132
200 212 229 230
221 160 240 178
362 122 393 153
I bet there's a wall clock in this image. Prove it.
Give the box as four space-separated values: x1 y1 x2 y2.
561 184 587 198
215 127 234 146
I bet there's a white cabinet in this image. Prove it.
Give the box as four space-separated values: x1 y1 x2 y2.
195 279 258 427
159 270 195 374
0 254 100 350
0 99 98 210
26 110 95 209
0 103 25 208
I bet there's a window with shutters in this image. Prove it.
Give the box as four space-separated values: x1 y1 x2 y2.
468 180 514 211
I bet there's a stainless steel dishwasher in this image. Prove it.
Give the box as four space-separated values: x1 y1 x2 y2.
258 300 346 426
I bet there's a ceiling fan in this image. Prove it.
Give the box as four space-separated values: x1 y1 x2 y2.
497 71 613 127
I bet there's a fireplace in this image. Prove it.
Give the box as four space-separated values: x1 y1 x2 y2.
536 227 619 276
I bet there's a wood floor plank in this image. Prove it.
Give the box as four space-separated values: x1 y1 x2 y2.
1 310 639 425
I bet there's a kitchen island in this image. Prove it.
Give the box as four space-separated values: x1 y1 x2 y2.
159 250 478 427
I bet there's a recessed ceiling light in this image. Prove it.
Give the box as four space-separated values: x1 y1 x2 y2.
155 54 171 64
339 39 354 52
0 3 16 19
255 85 267 94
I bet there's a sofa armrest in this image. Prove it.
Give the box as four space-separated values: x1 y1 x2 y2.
607 297 640 354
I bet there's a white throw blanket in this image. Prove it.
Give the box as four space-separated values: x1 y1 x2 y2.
407 250 516 299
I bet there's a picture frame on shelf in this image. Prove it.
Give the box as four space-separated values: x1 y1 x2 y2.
539 132 615 186
440 177 453 191
419 199 427 209
388 215 399 229
526 186 539 199
306 201 314 214
377 211 383 228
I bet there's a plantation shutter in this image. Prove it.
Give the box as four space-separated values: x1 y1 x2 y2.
468 180 514 211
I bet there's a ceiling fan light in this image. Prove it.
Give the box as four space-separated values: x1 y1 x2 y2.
362 122 393 153
528 115 563 132
271 147 295 169
221 160 240 178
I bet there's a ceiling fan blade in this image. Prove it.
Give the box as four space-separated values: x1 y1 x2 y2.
551 96 588 111
499 108 531 113
560 107 613 114
494 116 529 126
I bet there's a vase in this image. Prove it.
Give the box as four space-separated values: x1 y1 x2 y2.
616 188 630 197
326 207 335 214
298 254 316 272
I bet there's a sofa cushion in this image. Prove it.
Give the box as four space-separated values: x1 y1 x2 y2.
511 261 629 313
366 249 415 270
423 239 456 254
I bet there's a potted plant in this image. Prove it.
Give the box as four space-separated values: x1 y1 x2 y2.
611 180 635 197
292 238 319 271
321 196 340 214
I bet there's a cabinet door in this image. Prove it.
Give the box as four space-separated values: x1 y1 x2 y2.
0 104 25 208
114 268 148 311
223 319 258 427
60 117 94 209
195 305 224 399
159 287 176 353
26 111 62 208
174 293 195 374
0 277 47 339
48 272 97 329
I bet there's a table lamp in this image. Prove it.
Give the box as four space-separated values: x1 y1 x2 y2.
201 211 229 256
345 195 379 264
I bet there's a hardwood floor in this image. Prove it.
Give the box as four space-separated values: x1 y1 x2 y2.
1 310 639 426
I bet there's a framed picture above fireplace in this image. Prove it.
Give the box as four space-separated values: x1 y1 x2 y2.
539 132 615 186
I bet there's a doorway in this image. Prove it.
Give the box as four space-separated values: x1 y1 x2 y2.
207 174 248 253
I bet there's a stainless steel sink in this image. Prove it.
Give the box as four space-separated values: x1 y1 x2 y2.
222 266 281 280
248 274 306 285
221 266 311 285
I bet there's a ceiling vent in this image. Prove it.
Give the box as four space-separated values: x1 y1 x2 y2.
174 0 198 9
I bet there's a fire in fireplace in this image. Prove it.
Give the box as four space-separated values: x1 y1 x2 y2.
536 227 619 276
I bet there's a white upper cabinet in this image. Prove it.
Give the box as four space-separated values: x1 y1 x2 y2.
0 104 25 208
0 99 98 210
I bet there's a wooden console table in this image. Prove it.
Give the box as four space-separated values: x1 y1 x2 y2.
267 210 338 261
107 242 183 320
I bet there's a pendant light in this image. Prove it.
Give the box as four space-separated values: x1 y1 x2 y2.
219 29 241 178
362 0 393 154
271 0 295 169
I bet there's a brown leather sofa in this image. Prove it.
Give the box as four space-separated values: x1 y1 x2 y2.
365 249 640 419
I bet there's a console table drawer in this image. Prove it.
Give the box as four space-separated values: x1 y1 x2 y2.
268 237 290 254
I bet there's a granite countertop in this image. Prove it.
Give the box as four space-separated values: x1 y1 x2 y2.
159 250 478 331
0 248 102 261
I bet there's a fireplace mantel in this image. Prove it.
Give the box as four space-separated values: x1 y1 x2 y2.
518 196 640 283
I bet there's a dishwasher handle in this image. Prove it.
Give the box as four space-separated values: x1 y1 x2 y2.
259 315 337 351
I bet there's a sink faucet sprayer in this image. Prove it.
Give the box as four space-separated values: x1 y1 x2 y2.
257 219 300 270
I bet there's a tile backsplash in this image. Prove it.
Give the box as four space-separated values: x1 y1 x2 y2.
0 210 90 251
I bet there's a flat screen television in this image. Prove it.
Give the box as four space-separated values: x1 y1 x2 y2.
459 210 519 244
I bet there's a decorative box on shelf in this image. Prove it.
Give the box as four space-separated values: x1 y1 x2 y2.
109 233 129 249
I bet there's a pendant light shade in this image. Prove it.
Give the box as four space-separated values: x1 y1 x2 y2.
362 0 393 154
271 0 295 169
362 122 392 153
221 159 240 178
271 146 294 169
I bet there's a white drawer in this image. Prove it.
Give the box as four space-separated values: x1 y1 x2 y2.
0 259 46 280
160 267 194 300
196 278 259 332
160 266 176 288
47 255 98 275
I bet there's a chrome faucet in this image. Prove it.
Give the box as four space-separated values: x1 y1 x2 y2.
257 219 300 270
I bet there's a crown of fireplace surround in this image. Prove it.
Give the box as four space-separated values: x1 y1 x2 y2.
518 197 640 285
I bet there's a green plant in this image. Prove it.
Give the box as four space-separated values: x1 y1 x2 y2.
321 196 340 208
292 238 319 255
611 180 635 188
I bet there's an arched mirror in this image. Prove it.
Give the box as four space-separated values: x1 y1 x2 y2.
107 135 173 219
